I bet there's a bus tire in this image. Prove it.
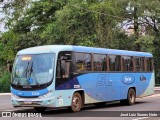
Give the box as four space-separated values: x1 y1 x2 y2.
34 107 47 112
68 92 82 112
121 88 136 105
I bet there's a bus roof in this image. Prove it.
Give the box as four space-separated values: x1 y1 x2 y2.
73 46 153 57
17 45 73 55
17 45 153 57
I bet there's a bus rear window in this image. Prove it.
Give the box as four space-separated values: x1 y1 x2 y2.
146 58 153 71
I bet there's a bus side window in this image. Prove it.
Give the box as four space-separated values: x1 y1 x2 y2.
146 58 153 71
56 51 72 78
140 57 145 71
135 57 140 71
108 55 121 71
75 52 91 72
122 56 134 71
61 60 70 78
56 60 61 78
135 57 145 72
75 53 84 72
93 54 107 71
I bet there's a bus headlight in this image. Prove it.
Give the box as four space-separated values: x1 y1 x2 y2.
11 93 20 99
38 90 53 99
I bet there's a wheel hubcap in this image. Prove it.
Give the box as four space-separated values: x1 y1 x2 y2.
129 92 134 103
73 96 80 110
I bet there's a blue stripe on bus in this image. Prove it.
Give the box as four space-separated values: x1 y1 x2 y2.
11 88 49 97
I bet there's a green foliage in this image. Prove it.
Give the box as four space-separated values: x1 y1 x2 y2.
135 35 155 53
89 1 122 48
0 69 11 93
42 1 97 46
110 31 135 50
0 31 19 61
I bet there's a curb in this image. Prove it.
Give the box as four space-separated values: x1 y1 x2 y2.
0 93 11 96
154 87 160 91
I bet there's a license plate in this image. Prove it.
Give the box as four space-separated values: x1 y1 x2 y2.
24 101 32 104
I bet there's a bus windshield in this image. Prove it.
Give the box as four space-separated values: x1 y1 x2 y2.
12 53 54 86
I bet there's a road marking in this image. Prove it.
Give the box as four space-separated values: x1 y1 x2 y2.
132 117 149 120
4 110 15 112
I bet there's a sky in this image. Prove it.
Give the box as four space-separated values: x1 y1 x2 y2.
0 14 5 32
0 1 7 33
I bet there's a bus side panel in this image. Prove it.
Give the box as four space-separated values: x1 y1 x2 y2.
54 72 154 105
54 89 85 107
76 72 153 103
137 72 155 97
77 73 122 103
54 90 73 107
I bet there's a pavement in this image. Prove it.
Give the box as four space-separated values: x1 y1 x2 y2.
0 87 160 96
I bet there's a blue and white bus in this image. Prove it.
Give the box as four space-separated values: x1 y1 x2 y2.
11 45 155 112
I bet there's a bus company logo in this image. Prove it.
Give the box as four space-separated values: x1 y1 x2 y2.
28 78 33 84
140 76 146 82
96 74 111 87
122 75 135 84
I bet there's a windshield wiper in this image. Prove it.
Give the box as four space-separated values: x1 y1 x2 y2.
16 62 40 86
16 62 30 86
28 62 39 86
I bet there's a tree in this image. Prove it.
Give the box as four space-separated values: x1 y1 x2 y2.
41 1 96 46
89 1 118 47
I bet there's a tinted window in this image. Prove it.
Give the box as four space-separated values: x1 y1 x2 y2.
122 56 134 71
135 57 145 72
56 51 72 78
76 53 91 72
146 58 153 71
108 55 121 71
93 54 107 71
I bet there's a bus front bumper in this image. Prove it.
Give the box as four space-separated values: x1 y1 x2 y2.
11 95 56 108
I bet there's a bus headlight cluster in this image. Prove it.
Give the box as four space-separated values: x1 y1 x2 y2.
11 93 20 99
38 90 53 99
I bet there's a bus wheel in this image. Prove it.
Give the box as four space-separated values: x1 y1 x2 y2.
34 107 47 112
69 92 82 112
121 88 136 105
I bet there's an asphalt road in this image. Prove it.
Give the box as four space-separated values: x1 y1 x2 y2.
0 90 160 120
